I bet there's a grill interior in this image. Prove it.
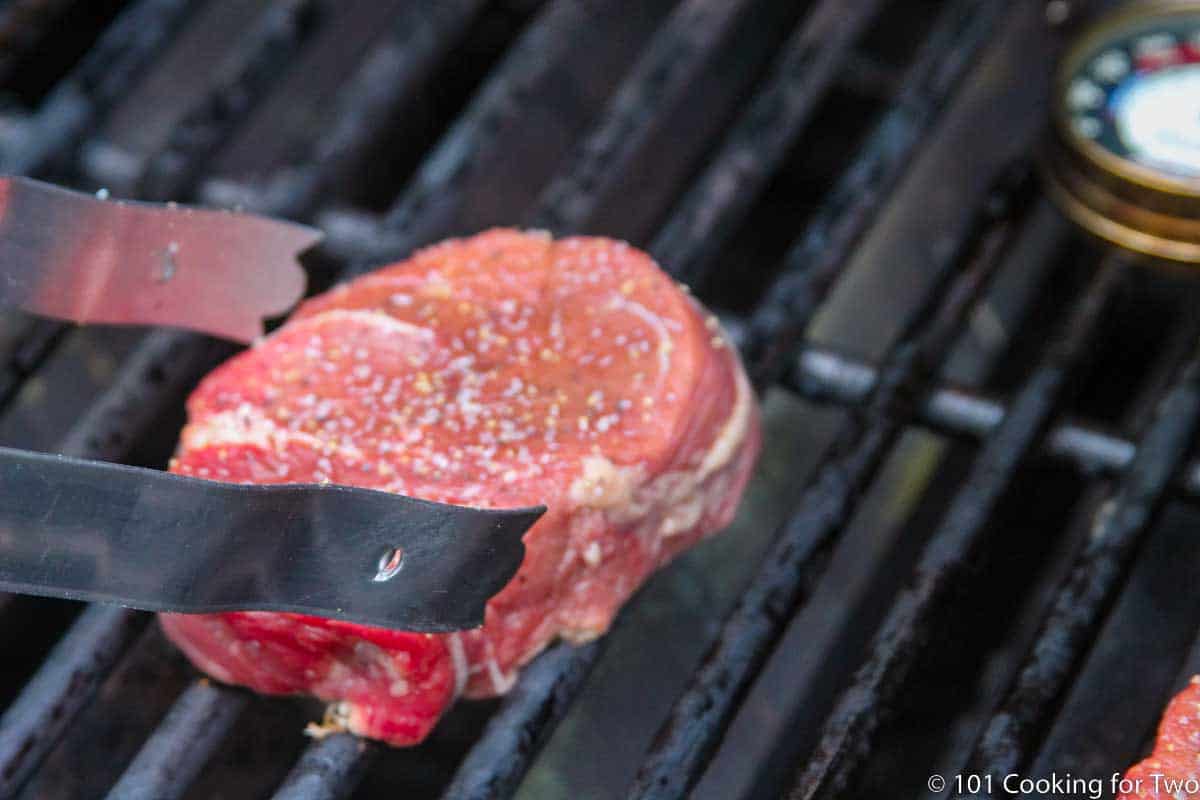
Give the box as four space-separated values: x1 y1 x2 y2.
0 0 1196 798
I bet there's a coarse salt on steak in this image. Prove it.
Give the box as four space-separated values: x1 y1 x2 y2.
1117 677 1200 799
159 229 761 746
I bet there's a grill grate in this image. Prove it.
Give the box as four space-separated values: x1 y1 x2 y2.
629 159 1036 800
199 0 488 220
0 0 1196 798
133 0 321 202
782 346 1200 498
273 733 377 800
648 0 886 284
956 346 1200 791
106 681 249 800
792 254 1124 799
0 0 196 176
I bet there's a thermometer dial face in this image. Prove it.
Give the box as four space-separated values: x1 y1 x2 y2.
1061 8 1200 184
1043 3 1200 265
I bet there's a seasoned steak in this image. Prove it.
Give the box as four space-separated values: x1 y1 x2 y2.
160 229 761 745
1117 677 1200 799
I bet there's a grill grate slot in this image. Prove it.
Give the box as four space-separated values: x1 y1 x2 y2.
628 161 1034 800
134 0 322 201
342 0 664 268
435 2 1014 797
0 605 148 796
786 341 1200 501
0 0 199 411
439 639 603 800
0 1 704 795
104 681 248 800
738 0 1007 389
957 348 1200 791
0 0 522 789
649 0 886 283
0 318 66 413
0 0 196 176
528 0 772 235
790 254 1126 799
0 0 128 108
198 0 489 220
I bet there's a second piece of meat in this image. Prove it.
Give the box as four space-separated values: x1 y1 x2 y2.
1117 677 1200 799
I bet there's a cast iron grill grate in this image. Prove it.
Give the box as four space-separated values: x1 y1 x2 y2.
0 1 1193 798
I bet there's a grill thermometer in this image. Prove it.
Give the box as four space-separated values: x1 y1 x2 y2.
1044 0 1200 263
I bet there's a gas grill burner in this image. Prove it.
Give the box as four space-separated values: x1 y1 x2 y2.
3 1 1200 799
1044 1 1200 264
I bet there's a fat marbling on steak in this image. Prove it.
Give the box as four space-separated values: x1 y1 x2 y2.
159 229 761 746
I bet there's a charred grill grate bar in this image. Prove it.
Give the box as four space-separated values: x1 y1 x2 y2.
349 0 616 270
134 0 321 202
103 681 249 800
0 0 315 418
198 0 487 220
529 0 761 234
439 638 604 800
0 0 1193 799
272 733 378 800
791 255 1127 799
0 0 507 789
443 2 1010 798
784 339 1200 502
956 343 1200 791
0 0 631 793
0 0 196 176
0 0 199 415
628 160 1035 800
647 0 887 281
0 604 148 797
267 0 885 792
738 0 1006 390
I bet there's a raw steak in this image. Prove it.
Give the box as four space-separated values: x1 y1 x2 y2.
159 229 761 746
1117 677 1200 799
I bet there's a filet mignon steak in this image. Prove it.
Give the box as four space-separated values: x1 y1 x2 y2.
160 229 761 745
